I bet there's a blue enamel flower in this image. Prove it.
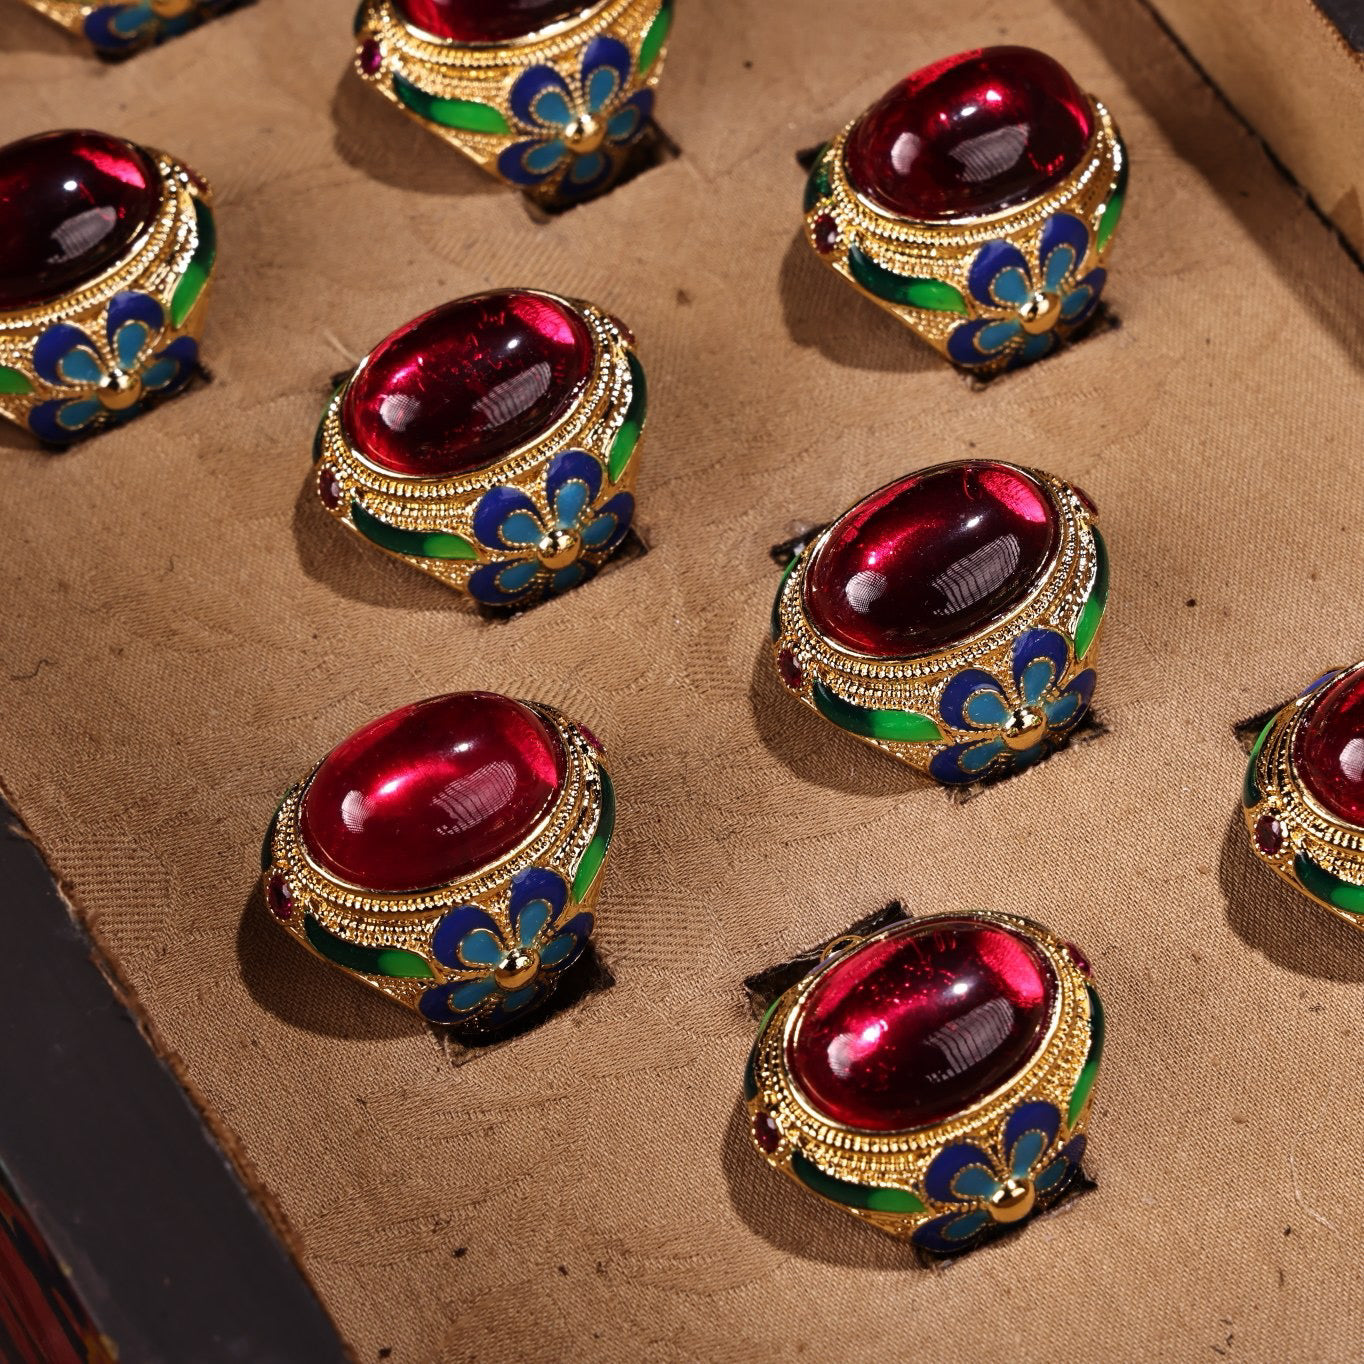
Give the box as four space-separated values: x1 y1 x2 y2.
930 628 1095 785
913 1101 1086 1256
469 449 633 607
947 213 1106 370
497 35 654 198
83 0 205 50
419 868 593 1028
28 291 197 444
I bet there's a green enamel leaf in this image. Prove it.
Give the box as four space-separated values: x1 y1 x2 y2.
572 769 616 903
1293 854 1364 915
170 198 217 329
607 351 647 482
847 244 968 314
350 500 476 560
0 366 33 396
770 552 801 642
636 0 671 74
393 74 510 134
1243 714 1278 808
803 144 831 213
1074 527 1110 661
812 680 942 744
790 1152 924 1215
303 914 433 979
1067 985 1105 1128
1096 140 1128 251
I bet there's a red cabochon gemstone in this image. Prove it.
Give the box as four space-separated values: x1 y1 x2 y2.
394 0 593 44
788 918 1058 1132
0 129 161 313
300 692 566 894
804 460 1059 658
1293 670 1364 829
342 291 594 480
844 46 1094 222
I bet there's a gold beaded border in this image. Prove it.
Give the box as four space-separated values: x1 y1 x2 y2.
263 704 612 1017
1244 664 1364 931
805 101 1124 367
771 463 1102 774
745 911 1097 1241
316 294 642 599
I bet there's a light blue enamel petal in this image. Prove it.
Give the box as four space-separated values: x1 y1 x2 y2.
580 511 616 547
569 151 607 186
524 138 568 175
553 479 591 528
1043 243 1077 292
960 738 1005 774
1060 284 1094 321
516 899 552 948
1018 332 1056 365
951 1165 1002 1201
531 89 574 129
976 318 1021 354
447 977 495 1011
539 931 577 967
459 928 505 968
992 266 1031 305
607 105 642 141
56 397 101 431
114 321 150 371
140 357 178 391
964 688 1010 728
496 559 542 594
1010 1129 1049 1178
1020 658 1057 705
585 65 620 114
499 511 544 547
1033 1156 1070 1194
945 1209 990 1241
1044 690 1082 729
551 562 587 594
501 985 539 1013
59 349 104 385
111 1 154 34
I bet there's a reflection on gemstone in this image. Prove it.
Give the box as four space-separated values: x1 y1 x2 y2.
1293 669 1364 828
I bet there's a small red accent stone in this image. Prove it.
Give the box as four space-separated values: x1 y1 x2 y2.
812 213 838 255
753 1112 780 1153
578 722 604 753
0 130 161 313
777 648 804 691
606 313 635 345
394 0 592 44
1293 669 1364 829
1062 940 1092 977
359 38 383 74
804 461 1059 658
343 291 594 480
300 692 566 894
1254 814 1285 857
1073 484 1099 516
788 917 1057 1132
844 47 1094 222
266 872 294 920
318 467 343 510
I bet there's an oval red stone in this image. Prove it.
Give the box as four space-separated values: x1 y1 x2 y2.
1253 813 1285 857
844 47 1094 222
788 918 1057 1132
0 129 161 313
804 460 1059 658
1293 669 1364 828
394 0 593 45
300 692 566 894
343 290 594 480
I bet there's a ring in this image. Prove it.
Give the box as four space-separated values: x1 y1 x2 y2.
1244 663 1364 929
0 129 215 446
744 910 1102 1252
315 288 643 608
771 459 1107 783
20 0 239 54
353 0 672 205
802 46 1126 373
261 691 615 1028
